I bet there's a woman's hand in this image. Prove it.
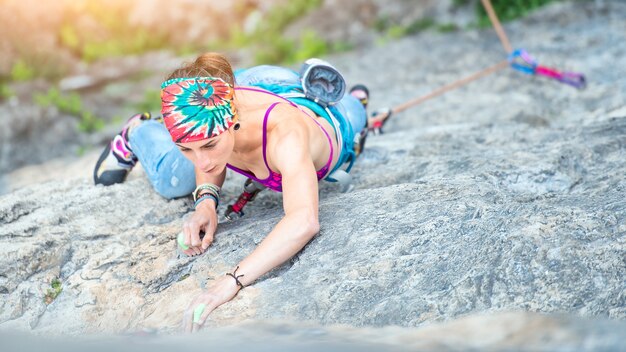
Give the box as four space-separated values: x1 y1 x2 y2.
182 275 241 332
182 199 218 256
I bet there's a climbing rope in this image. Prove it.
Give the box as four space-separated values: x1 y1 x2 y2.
481 0 513 54
227 0 587 217
369 0 586 133
393 59 510 115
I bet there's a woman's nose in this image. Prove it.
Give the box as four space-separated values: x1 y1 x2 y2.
194 151 212 170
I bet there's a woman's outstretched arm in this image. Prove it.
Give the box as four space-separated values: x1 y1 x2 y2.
183 111 321 331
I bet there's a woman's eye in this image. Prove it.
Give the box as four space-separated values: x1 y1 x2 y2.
201 145 215 150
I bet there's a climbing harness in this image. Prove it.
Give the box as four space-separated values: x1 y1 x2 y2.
224 60 356 219
368 0 586 134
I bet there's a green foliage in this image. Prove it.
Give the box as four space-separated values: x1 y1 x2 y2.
0 83 14 100
129 70 153 83
254 37 296 65
59 23 80 51
176 44 199 57
405 17 436 35
133 89 162 115
57 2 172 63
15 0 337 80
382 17 440 39
293 31 328 62
374 15 391 33
78 111 105 133
8 51 68 82
10 60 35 81
70 28 169 63
386 25 407 39
34 88 82 116
44 278 63 304
256 0 322 36
377 14 438 36
331 41 355 53
253 30 329 65
240 0 328 64
437 23 460 33
76 145 87 157
378 0 558 39
13 0 334 78
454 0 561 27
111 115 124 125
85 28 170 63
34 87 105 133
375 36 390 47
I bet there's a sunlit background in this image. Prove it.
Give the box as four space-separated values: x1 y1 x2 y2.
0 0 562 174
2 2 625 349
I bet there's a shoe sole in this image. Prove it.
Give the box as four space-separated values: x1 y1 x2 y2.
93 143 129 186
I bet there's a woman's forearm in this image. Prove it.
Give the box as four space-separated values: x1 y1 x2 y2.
234 209 319 286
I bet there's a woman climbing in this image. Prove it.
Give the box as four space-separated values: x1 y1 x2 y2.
93 52 374 331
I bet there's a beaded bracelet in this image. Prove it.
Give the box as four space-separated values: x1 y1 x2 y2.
196 188 219 206
193 183 221 202
194 193 219 210
193 187 220 203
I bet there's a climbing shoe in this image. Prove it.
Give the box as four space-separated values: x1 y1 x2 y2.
93 112 151 186
349 84 370 110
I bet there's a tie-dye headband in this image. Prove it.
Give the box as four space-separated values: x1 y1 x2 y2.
161 77 237 143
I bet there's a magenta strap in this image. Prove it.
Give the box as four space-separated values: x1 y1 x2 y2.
262 102 281 172
508 49 586 89
235 86 335 169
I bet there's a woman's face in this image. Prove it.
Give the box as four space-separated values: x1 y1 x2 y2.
175 130 235 175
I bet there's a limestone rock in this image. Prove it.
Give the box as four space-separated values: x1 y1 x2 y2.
0 1 624 349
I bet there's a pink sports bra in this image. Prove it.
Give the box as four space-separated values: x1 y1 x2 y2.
226 87 334 192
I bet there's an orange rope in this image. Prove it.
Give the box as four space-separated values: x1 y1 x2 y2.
369 0 515 125
391 60 509 114
481 0 513 54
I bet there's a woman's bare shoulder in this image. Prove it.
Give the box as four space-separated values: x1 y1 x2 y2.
268 103 308 126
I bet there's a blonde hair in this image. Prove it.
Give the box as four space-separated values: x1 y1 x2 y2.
166 52 235 85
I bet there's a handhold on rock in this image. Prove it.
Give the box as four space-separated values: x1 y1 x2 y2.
177 231 206 251
177 232 189 251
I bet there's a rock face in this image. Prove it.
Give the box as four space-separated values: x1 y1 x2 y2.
1 312 625 351
0 51 184 176
0 0 625 349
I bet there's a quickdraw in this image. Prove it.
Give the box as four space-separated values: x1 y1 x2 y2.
224 178 265 220
366 49 586 136
508 49 586 89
